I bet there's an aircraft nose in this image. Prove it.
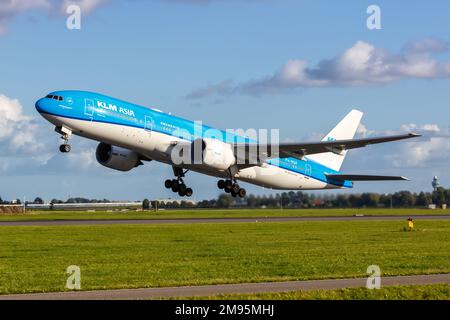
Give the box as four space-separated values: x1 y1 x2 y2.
35 98 48 113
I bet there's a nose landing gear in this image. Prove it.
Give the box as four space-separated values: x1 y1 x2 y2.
55 126 72 153
217 179 246 198
59 143 71 153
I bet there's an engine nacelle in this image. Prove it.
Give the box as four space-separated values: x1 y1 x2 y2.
191 138 236 171
96 143 142 172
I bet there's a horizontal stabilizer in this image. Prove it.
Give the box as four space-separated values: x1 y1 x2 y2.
326 174 409 181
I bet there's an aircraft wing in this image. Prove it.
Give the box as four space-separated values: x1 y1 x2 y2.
235 133 420 162
326 174 409 181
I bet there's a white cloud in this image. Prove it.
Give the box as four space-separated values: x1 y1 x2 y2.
186 80 235 99
403 38 449 54
66 147 97 170
61 0 107 14
0 0 50 16
399 123 441 133
356 123 376 137
163 0 264 4
0 0 107 34
188 38 450 98
0 94 37 150
0 0 49 34
0 93 101 175
385 124 450 168
351 122 450 169
0 93 50 173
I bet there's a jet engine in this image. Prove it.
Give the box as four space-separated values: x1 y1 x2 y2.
96 142 142 172
190 138 236 171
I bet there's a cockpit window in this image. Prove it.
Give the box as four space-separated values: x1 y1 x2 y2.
46 94 63 101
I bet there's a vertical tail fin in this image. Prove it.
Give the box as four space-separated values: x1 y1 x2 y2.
306 109 363 171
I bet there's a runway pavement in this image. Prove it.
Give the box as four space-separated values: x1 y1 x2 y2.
0 214 449 226
1 274 450 300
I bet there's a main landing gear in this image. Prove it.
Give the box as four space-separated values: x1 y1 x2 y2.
165 167 193 197
217 179 246 198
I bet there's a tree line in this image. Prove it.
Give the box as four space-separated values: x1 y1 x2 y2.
0 197 111 205
1 187 448 209
149 187 449 209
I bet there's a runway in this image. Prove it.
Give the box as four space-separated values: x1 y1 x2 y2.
0 214 449 227
1 274 449 300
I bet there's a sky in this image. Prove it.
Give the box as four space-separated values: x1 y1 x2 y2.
0 0 449 202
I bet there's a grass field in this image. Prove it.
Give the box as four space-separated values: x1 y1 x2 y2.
1 219 450 295
190 284 450 300
0 208 448 221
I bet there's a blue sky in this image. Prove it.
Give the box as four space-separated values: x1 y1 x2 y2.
0 0 449 201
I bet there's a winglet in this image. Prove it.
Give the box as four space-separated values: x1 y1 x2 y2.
408 132 422 138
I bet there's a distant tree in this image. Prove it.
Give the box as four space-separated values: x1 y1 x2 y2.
361 193 380 207
442 189 448 204
33 197 44 204
246 194 257 208
217 194 233 208
0 196 3 204
333 195 350 207
432 187 446 206
378 194 391 208
66 197 90 203
348 194 362 207
179 200 185 208
15 199 22 205
280 192 290 208
142 199 150 210
415 192 431 207
392 191 414 207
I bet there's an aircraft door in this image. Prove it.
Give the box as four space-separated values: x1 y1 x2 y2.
145 115 154 131
140 115 155 147
84 99 94 120
305 163 312 177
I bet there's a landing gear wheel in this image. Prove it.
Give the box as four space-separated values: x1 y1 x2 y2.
164 179 173 189
217 180 226 189
238 188 246 198
231 190 238 197
59 144 71 153
232 183 240 194
168 168 193 197
179 183 187 194
224 180 233 191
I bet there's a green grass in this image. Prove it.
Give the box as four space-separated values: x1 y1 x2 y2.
189 284 450 300
1 219 450 295
0 208 448 221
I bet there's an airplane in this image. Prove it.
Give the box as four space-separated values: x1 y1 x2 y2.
35 90 420 198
